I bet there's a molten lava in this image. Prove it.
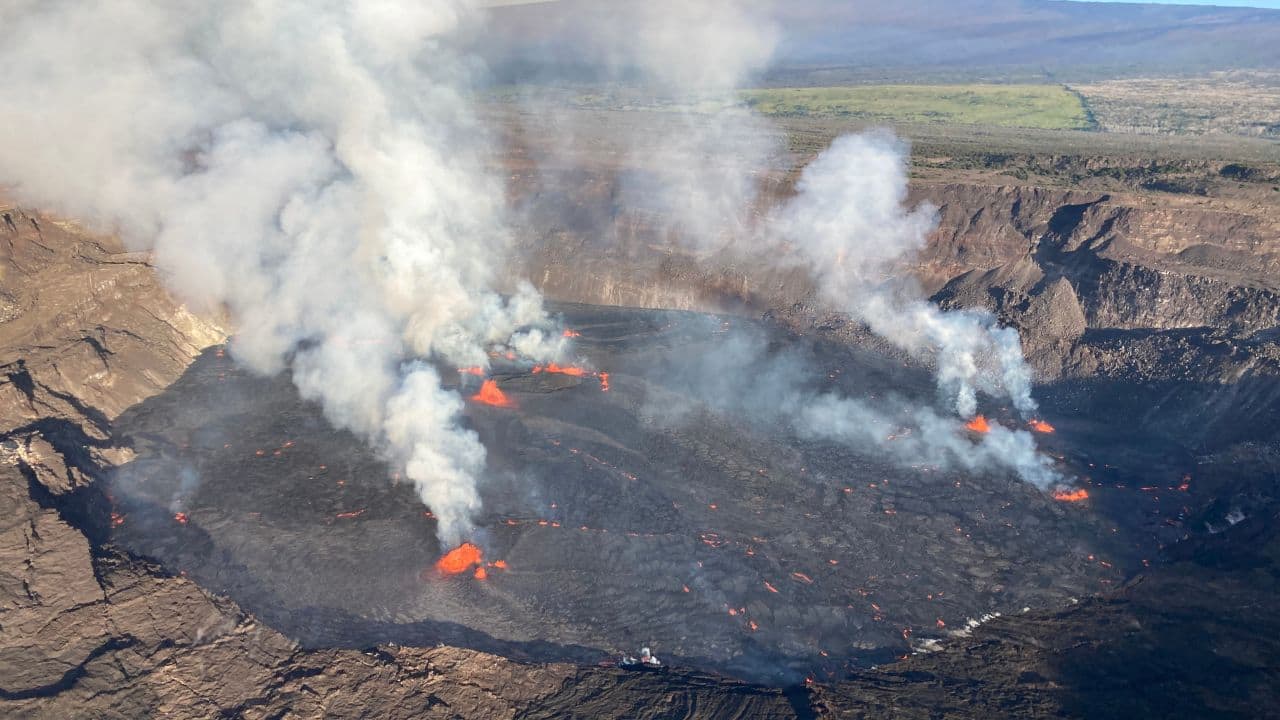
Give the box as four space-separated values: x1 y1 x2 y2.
530 362 610 391
474 566 487 580
562 329 581 338
1028 419 1055 434
458 366 485 376
173 512 188 524
436 542 484 575
1052 487 1090 503
965 415 991 433
533 363 587 377
471 379 514 408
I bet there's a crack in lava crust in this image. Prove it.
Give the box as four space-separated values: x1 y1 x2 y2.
107 303 1164 683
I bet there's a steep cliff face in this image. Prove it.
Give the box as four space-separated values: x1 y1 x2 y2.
927 185 1280 383
516 175 1280 386
910 184 1095 290
0 206 225 514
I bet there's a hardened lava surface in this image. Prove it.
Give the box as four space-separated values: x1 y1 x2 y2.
108 303 1170 683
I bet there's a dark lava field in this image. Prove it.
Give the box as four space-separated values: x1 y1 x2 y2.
106 303 1218 684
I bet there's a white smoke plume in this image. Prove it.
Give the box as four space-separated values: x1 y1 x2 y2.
0 0 560 544
763 134 1055 486
795 395 1059 490
762 131 1034 417
770 133 1039 419
513 2 1040 421
645 320 1061 490
545 4 1056 487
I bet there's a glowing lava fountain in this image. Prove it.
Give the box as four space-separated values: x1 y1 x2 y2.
436 543 484 575
471 379 515 408
965 415 991 433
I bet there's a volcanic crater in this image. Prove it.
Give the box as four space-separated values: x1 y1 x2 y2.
104 302 1194 684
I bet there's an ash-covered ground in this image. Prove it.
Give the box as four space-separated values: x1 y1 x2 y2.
104 302 1211 684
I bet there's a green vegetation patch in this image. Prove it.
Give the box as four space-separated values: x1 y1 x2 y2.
741 84 1093 130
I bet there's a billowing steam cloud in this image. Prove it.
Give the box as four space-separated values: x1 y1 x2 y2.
796 396 1058 490
763 130 1054 487
0 0 560 544
526 1 1058 487
1 0 1065 539
770 133 1038 419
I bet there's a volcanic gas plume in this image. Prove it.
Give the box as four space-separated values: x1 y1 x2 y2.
3 1 1083 680
0 0 566 544
507 0 1066 494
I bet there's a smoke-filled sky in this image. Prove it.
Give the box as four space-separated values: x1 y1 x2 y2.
0 0 1067 546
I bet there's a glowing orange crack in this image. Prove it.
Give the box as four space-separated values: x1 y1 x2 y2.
1053 487 1089 502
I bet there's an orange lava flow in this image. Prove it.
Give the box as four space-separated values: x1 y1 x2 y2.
562 329 581 338
471 379 514 408
763 581 779 594
491 559 508 569
965 415 991 433
1052 487 1090 503
598 372 610 392
1028 419 1055 434
474 566 488 580
534 363 588 377
436 543 484 575
173 512 188 524
458 366 485 376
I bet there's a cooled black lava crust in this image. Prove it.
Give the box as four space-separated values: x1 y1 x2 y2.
108 303 1180 683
